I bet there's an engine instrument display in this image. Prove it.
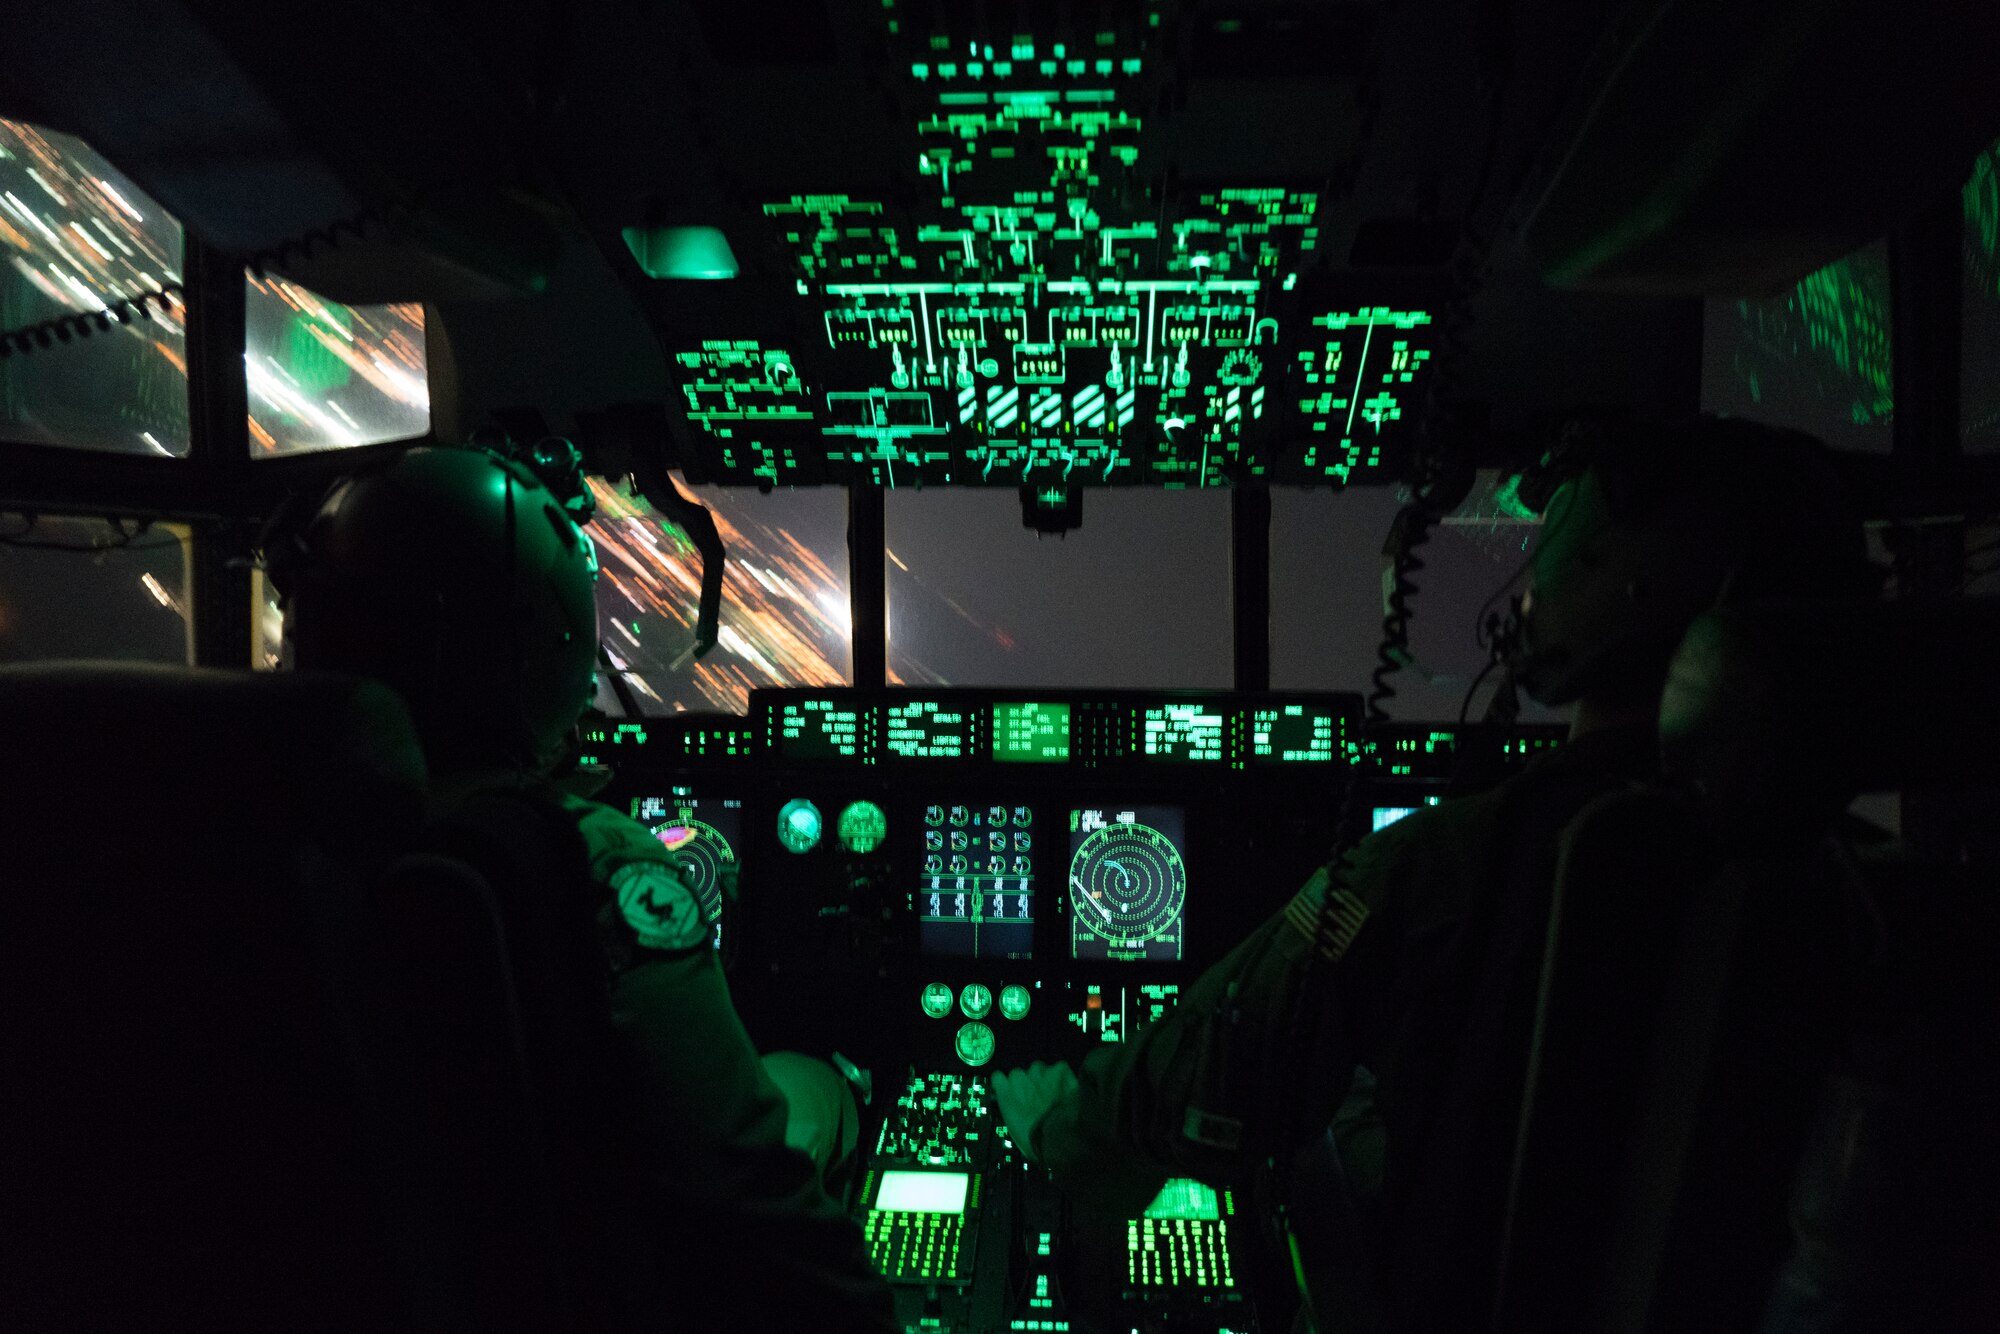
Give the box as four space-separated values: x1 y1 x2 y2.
1068 807 1188 962
917 800 1036 960
632 792 741 948
994 702 1070 763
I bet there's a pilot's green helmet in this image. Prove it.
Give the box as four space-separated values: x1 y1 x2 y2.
275 444 599 773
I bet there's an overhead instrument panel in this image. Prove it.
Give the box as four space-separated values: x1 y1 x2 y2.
649 1 1444 490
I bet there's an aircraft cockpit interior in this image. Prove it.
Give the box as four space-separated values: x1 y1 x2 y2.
3 2 1999 1331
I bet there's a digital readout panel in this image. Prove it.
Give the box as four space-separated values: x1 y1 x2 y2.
1249 703 1341 764
994 701 1070 763
885 700 978 760
631 791 742 949
774 698 870 760
874 1170 971 1215
1068 806 1187 963
918 800 1036 961
1139 703 1225 762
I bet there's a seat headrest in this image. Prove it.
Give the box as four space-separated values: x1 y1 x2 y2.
1660 598 2000 813
0 662 427 841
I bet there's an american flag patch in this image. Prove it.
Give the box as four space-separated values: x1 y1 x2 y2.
1283 875 1370 962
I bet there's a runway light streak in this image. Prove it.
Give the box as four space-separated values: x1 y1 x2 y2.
587 476 855 713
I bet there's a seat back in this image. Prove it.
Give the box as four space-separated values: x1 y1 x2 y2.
0 663 565 1331
1496 598 2000 1332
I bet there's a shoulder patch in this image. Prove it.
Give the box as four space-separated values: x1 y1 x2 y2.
1282 867 1371 963
611 861 708 951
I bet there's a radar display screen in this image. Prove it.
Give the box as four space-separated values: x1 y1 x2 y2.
775 698 869 761
917 801 1036 960
632 792 742 949
1249 703 1341 764
994 702 1070 763
885 700 976 761
1068 807 1187 963
1140 703 1225 762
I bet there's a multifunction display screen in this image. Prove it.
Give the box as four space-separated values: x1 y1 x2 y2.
1067 806 1187 963
994 701 1070 763
917 800 1036 960
885 700 977 760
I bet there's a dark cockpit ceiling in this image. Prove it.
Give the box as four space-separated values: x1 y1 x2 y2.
5 0 1996 496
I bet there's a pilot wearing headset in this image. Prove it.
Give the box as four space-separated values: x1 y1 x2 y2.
271 443 895 1332
992 417 1872 1331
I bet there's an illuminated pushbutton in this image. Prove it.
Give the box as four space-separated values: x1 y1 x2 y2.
777 799 822 854
837 800 887 854
959 983 992 1019
921 982 954 1019
999 984 1031 1021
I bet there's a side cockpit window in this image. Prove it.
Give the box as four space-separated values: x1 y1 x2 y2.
0 118 189 456
0 115 429 459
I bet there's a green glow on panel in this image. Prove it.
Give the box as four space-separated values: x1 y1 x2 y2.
921 981 955 1018
777 799 823 854
955 1019 995 1065
960 981 992 1018
623 225 740 279
1144 1178 1219 1220
999 983 1031 1019
838 800 888 853
995 702 1069 762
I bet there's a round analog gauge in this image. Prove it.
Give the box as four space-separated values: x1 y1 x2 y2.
955 1020 996 1068
776 799 822 854
648 816 737 923
998 984 1031 1021
921 982 955 1019
1069 821 1187 952
837 800 887 854
959 982 992 1019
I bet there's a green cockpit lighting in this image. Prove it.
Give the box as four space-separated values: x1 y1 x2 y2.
838 800 888 853
777 798 823 853
921 982 955 1018
999 983 1031 1020
960 982 993 1019
622 224 741 280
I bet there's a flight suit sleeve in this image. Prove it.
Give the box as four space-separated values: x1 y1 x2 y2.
571 799 897 1333
1029 828 1413 1212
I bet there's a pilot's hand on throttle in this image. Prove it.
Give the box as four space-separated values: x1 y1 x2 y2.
991 1061 1078 1163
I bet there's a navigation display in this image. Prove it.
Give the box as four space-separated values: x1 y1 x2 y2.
632 792 742 949
774 698 869 760
994 702 1070 763
1140 703 1225 762
1068 807 1187 963
885 700 977 760
1249 703 1342 764
917 801 1035 960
